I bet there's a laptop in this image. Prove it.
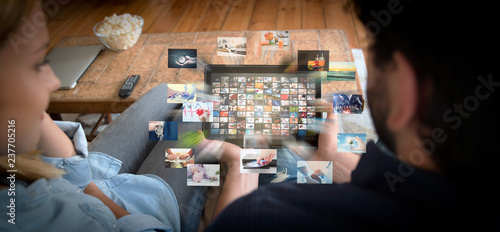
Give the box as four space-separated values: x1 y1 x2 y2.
203 65 324 148
46 45 104 89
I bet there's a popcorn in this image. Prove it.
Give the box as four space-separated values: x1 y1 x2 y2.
95 13 143 51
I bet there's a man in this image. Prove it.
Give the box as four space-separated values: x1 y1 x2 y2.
204 0 499 231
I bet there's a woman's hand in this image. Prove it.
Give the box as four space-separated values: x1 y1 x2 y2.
84 182 130 219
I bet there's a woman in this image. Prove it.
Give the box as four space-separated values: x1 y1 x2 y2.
0 1 181 231
0 1 265 230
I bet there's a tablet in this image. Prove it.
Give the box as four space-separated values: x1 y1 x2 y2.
204 65 323 148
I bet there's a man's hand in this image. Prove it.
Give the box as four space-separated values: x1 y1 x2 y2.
313 101 339 161
195 131 259 221
196 130 241 169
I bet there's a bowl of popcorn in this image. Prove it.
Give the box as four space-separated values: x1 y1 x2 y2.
93 13 144 51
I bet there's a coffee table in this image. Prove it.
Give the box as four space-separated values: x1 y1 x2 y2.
48 29 361 115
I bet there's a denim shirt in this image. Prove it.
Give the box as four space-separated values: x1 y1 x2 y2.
0 121 181 232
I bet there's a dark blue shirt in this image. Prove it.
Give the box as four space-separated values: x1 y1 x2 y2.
206 142 495 231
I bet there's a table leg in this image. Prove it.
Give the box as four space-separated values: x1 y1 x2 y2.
87 113 107 142
104 113 113 124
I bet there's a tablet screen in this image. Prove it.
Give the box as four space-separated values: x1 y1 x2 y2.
204 65 323 147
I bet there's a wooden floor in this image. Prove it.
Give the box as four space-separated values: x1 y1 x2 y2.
45 0 366 52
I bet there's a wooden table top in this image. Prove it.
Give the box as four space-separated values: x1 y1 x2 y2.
48 29 360 114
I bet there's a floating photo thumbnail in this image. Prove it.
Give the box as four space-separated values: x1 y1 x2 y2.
168 49 197 68
337 133 367 153
297 50 329 71
217 37 246 56
187 164 220 186
167 83 196 103
182 101 214 122
240 149 277 174
327 62 356 81
332 94 363 114
165 148 194 168
260 31 290 50
148 121 178 140
297 161 333 184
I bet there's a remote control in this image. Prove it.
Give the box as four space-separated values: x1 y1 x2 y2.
118 75 140 98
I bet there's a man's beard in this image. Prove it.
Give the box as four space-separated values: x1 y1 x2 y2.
367 76 397 154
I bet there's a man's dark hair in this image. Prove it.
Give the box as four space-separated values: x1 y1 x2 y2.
352 0 497 188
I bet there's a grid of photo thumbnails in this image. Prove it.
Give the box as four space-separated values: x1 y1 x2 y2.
210 75 319 136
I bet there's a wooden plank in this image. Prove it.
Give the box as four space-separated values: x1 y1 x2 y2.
324 0 358 48
63 2 123 37
171 0 211 33
134 0 174 33
221 0 256 31
46 0 83 26
46 0 89 48
75 2 128 36
107 0 166 33
117 0 149 15
247 0 279 31
302 0 325 29
196 0 233 32
47 1 97 51
276 0 302 30
148 0 193 33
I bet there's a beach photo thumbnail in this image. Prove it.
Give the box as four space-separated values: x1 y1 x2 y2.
327 62 356 81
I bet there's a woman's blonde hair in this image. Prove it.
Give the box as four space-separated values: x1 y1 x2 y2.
0 151 65 183
0 0 65 183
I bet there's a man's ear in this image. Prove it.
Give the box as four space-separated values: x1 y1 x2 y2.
386 51 418 132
